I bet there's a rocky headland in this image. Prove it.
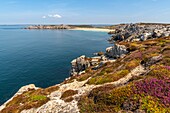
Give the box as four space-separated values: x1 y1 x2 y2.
1 23 170 113
25 24 115 32
108 23 170 42
26 24 71 29
25 24 97 30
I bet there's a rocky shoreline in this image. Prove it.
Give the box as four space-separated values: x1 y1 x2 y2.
70 22 170 77
1 23 170 113
108 23 170 42
70 43 128 76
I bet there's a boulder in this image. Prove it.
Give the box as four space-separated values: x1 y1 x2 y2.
70 55 90 76
106 44 127 58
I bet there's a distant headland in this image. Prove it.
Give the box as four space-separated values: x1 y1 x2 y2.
25 24 115 32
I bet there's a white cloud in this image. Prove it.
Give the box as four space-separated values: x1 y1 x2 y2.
48 14 62 18
42 16 46 19
53 14 62 18
42 14 62 19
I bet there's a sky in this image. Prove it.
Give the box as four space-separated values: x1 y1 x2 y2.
0 0 170 24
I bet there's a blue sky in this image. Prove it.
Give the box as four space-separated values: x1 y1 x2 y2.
0 0 170 24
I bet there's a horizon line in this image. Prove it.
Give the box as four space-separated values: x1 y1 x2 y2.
0 22 170 26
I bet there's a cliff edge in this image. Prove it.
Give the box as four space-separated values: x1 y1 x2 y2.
0 36 170 113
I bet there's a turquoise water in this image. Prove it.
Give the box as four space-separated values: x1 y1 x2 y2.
0 25 111 105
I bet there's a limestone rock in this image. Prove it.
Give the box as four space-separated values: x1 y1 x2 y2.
106 44 127 58
17 84 37 95
109 23 170 42
70 55 90 76
70 55 108 76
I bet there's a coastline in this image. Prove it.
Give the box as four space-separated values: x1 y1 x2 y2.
1 23 170 113
69 28 115 32
25 25 115 32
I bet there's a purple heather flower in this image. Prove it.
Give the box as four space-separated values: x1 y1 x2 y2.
133 77 170 107
164 66 170 70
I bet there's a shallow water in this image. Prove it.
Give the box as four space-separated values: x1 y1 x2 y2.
0 25 111 104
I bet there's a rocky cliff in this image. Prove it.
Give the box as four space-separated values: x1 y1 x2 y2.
70 44 127 76
70 55 91 76
0 36 170 113
106 44 127 58
108 23 170 42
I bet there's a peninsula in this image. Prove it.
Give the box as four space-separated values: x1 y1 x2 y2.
25 24 115 32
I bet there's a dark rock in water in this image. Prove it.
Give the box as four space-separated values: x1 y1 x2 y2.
108 31 115 34
112 34 124 41
93 52 104 56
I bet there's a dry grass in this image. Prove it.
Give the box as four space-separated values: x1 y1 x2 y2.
2 89 49 113
1 86 59 113
61 90 78 102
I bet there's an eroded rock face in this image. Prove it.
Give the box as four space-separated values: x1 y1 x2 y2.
70 55 91 76
106 44 127 58
70 55 108 76
70 44 128 76
108 23 170 42
17 84 37 94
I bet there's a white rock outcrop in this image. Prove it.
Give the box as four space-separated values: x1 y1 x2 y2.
20 78 95 113
106 44 127 58
70 55 91 76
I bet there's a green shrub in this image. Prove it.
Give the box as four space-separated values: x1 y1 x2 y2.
30 95 47 101
87 70 129 85
148 65 170 78
78 84 133 113
141 96 170 113
2 89 50 113
77 73 92 81
125 59 140 70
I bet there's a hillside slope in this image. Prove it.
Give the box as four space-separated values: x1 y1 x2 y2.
0 37 170 113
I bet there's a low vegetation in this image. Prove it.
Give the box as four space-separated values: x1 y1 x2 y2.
2 37 170 113
1 85 59 113
61 90 78 102
79 76 170 113
78 37 170 113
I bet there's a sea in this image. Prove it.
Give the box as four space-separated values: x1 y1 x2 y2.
0 25 111 105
